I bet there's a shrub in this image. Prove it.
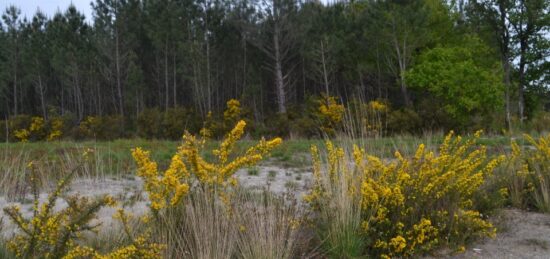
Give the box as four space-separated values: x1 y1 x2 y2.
265 113 291 138
406 38 504 127
4 115 73 142
345 99 390 138
529 112 550 133
132 120 282 211
102 115 125 140
46 116 64 141
76 115 125 140
502 134 550 212
317 94 345 136
8 115 31 142
3 163 163 258
224 99 242 129
161 107 200 139
0 120 6 142
77 116 102 139
137 108 163 139
387 108 422 134
132 120 286 257
306 131 503 258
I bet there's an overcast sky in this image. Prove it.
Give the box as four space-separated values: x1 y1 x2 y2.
1 0 94 23
0 0 332 24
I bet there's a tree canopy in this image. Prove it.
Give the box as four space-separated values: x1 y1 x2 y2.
0 0 548 136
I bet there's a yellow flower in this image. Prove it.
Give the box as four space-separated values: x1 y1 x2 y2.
224 99 242 123
132 119 282 210
14 129 30 142
318 95 345 134
390 235 407 253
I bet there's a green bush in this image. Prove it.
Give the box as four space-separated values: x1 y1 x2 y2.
161 108 200 139
8 114 32 141
74 115 125 140
529 111 550 133
387 109 422 134
137 108 163 139
0 120 7 142
102 115 125 140
265 113 291 138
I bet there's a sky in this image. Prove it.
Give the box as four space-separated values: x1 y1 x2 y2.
0 0 94 22
0 0 333 24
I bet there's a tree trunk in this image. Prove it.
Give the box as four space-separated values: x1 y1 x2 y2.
273 24 286 114
164 41 169 111
115 26 124 117
173 53 177 107
38 74 47 119
321 40 330 97
393 34 411 107
13 58 18 115
518 58 526 122
503 57 512 131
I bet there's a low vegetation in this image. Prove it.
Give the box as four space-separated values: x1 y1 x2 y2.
0 118 549 258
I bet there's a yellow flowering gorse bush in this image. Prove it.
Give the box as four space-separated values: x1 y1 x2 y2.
4 158 164 259
317 95 345 135
14 128 30 142
47 117 64 141
63 209 165 259
132 120 282 211
14 117 46 142
12 116 63 142
504 134 550 212
223 99 242 124
306 131 504 258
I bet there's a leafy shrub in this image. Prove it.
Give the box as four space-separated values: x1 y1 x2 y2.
0 120 7 142
76 115 125 140
306 131 503 258
161 107 200 139
102 115 125 140
201 111 224 139
4 115 74 142
265 113 291 138
8 115 31 142
387 108 422 134
8 116 52 142
406 37 503 127
46 116 64 141
76 116 102 139
529 112 550 133
137 108 163 139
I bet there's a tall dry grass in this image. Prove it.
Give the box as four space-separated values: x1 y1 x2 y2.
153 188 301 259
305 143 365 258
234 191 300 259
503 134 550 212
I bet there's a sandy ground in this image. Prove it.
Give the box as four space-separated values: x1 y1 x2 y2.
0 166 312 237
426 208 550 259
2 168 550 259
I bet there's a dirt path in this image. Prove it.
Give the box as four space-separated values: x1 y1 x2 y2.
434 209 550 259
